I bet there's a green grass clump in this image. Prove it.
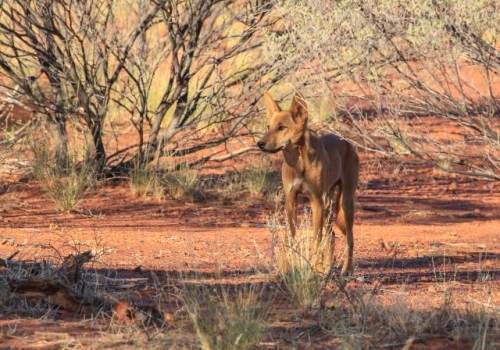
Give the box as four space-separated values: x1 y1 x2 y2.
242 158 278 199
129 162 165 199
163 167 200 201
31 143 96 213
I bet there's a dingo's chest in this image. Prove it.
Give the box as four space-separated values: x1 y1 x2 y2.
285 176 314 196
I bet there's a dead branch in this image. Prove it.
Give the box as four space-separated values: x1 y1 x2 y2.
8 277 165 325
58 251 93 284
5 250 164 325
84 273 149 290
182 146 259 169
0 255 44 273
8 277 107 316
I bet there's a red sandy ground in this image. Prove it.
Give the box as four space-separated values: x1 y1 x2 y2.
0 141 499 348
0 67 499 346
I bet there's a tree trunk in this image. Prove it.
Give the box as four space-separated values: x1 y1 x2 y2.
89 116 106 173
50 113 69 169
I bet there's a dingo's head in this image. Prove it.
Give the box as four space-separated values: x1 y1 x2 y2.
256 92 308 153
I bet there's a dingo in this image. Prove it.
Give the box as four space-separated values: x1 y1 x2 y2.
257 92 359 276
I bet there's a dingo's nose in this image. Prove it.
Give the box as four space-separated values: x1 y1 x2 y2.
256 141 266 150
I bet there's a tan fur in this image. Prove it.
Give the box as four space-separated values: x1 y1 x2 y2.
257 92 359 276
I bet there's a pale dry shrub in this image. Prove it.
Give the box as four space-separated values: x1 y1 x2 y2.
215 171 244 200
265 0 500 181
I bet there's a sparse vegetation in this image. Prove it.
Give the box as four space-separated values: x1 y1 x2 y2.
268 212 324 309
242 158 277 198
163 167 201 202
1 0 500 348
129 161 165 199
182 280 273 350
321 290 500 349
2 243 500 349
129 158 204 201
31 140 96 212
265 0 500 181
215 171 245 200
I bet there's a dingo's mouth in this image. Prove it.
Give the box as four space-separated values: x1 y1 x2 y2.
256 142 283 153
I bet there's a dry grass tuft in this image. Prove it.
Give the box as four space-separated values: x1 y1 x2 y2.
182 279 273 350
321 290 500 349
129 161 165 199
242 159 277 199
268 210 325 309
163 167 201 202
30 141 96 213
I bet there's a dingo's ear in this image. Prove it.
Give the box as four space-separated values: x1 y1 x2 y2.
289 92 308 125
263 91 281 119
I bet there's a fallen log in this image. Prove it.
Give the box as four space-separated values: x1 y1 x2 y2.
8 277 166 325
8 277 108 316
1 250 93 281
4 251 166 325
0 250 45 274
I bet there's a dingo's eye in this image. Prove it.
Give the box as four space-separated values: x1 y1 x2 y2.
278 125 286 131
266 124 270 130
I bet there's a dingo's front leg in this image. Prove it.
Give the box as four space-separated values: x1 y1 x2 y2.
310 196 325 274
284 190 298 238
